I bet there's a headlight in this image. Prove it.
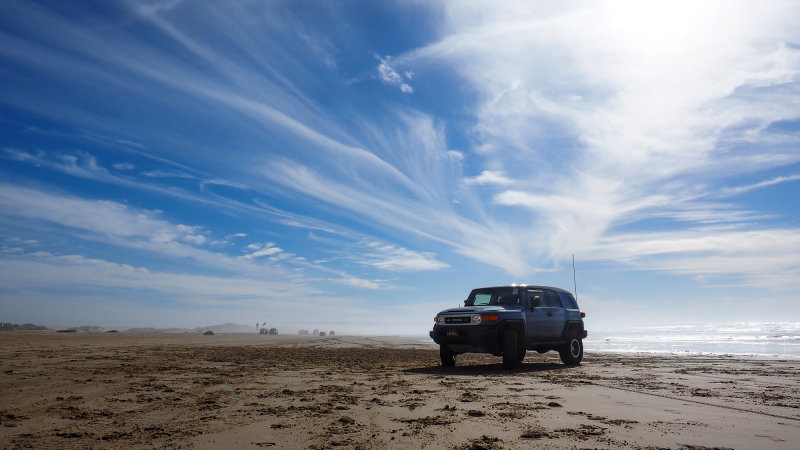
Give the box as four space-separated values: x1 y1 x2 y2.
437 315 445 324
471 314 482 324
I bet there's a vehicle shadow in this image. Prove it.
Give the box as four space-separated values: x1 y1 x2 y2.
405 361 567 376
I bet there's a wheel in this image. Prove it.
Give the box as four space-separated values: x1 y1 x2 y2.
559 337 583 366
440 345 456 367
502 329 521 369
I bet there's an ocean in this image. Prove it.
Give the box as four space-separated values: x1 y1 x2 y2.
421 322 800 359
585 322 800 359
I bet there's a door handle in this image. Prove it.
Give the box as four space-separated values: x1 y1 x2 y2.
546 311 553 317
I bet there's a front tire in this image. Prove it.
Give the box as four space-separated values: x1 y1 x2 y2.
440 345 456 367
559 337 583 366
502 330 521 369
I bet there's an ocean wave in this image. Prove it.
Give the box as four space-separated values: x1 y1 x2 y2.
585 322 800 357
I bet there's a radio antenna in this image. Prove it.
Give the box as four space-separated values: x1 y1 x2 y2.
572 253 578 301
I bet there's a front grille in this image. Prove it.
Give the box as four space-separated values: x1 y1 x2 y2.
444 316 471 324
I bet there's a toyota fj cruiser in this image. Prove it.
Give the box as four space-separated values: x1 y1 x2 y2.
430 285 587 369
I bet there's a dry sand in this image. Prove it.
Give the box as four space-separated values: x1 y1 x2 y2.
1 332 798 449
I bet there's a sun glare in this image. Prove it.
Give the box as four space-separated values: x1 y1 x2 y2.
603 1 715 54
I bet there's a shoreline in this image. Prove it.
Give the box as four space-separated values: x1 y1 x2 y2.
7 328 799 358
2 332 798 448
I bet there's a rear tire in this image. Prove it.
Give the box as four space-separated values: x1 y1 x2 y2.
440 345 456 367
502 330 521 369
559 337 583 366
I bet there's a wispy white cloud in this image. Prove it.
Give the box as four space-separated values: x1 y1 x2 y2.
102 1 800 289
589 227 800 290
376 55 413 93
0 254 399 331
4 148 108 179
446 150 464 160
0 183 196 244
3 0 799 321
2 148 357 247
142 169 195 179
134 0 185 18
329 276 380 290
297 30 338 69
199 178 248 191
242 243 283 260
2 148 206 203
362 242 449 272
0 184 389 302
113 162 135 170
263 159 543 277
648 203 773 225
462 170 512 186
0 251 301 302
5 237 39 245
176 224 206 245
716 174 800 198
402 4 798 172
374 0 800 275
0 183 287 277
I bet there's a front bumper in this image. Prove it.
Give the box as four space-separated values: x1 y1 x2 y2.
430 323 503 354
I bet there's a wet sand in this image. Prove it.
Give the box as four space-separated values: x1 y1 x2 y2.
1 332 798 449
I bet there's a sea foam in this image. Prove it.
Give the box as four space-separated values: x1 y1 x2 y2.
585 322 800 358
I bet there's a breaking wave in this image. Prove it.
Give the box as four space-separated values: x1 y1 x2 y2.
585 322 800 358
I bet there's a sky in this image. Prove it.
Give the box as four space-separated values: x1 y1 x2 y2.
1 0 799 334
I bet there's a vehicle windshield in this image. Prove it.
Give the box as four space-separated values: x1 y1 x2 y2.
465 287 520 306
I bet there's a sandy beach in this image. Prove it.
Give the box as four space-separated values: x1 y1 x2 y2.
1 332 798 449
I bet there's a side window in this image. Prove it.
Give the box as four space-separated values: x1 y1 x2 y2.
559 292 578 309
527 290 543 307
497 293 519 305
545 290 563 308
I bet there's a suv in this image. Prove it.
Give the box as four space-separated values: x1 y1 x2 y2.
430 285 587 369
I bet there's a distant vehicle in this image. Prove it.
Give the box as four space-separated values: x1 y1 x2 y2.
319 331 326 336
329 331 335 336
430 285 587 369
313 329 319 335
298 329 309 335
269 328 278 335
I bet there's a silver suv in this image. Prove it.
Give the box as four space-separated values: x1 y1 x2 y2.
430 285 587 369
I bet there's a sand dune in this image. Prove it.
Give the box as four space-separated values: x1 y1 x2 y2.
1 332 798 449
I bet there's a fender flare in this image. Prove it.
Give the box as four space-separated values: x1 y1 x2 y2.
561 321 585 340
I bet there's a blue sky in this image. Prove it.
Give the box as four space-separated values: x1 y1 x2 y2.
1 0 799 334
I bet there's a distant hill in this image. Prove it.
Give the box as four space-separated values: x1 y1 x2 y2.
0 322 258 333
46 325 106 332
0 322 49 331
125 327 190 333
195 323 256 333
72 325 105 332
125 323 256 333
